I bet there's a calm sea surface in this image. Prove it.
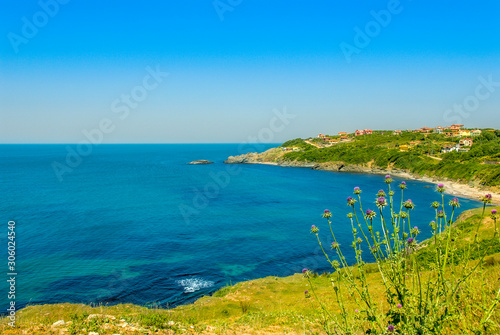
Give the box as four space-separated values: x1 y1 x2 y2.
0 144 482 311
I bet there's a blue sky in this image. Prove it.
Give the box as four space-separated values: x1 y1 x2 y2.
1 0 499 143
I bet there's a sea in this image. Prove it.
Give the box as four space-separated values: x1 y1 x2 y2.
0 144 482 312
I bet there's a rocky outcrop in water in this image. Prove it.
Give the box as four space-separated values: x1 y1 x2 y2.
188 160 214 165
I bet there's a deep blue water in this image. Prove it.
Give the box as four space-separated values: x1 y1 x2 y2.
0 144 482 312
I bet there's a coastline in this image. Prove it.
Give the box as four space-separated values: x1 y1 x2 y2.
224 149 500 205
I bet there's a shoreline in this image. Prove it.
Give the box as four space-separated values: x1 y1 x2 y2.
224 151 500 205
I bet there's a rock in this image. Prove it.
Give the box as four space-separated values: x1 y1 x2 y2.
87 314 116 320
187 160 214 165
52 320 65 327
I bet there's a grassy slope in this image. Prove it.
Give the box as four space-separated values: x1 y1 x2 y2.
280 131 500 188
2 207 500 334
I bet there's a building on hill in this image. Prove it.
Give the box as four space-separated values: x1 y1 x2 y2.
458 130 471 137
444 129 458 137
355 130 364 136
414 127 433 133
449 124 464 131
442 145 458 153
471 129 482 136
364 129 373 135
434 126 444 134
409 141 421 147
338 131 347 136
399 144 409 152
459 138 473 147
393 130 402 135
317 134 325 138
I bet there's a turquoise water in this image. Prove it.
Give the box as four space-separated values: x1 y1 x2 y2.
0 144 481 311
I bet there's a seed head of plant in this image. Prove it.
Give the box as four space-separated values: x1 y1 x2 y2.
403 199 415 210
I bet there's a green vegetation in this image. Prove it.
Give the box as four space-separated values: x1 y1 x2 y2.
309 178 500 334
2 203 499 334
280 138 315 149
282 130 500 187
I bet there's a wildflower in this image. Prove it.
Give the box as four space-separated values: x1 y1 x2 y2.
356 237 363 244
304 290 310 298
331 260 340 269
302 269 311 278
347 196 357 206
376 197 387 208
399 211 408 219
385 175 393 184
449 197 460 208
389 190 395 196
302 268 308 274
407 237 415 244
355 309 359 313
481 194 492 204
388 324 395 332
353 186 362 195
437 183 445 193
403 199 415 210
366 209 376 219
310 225 319 234
397 304 402 308
377 189 386 197
370 246 377 254
411 226 420 235
331 242 340 249
491 209 498 221
322 209 332 218
431 201 440 209
347 213 353 218
399 181 407 190
437 210 444 218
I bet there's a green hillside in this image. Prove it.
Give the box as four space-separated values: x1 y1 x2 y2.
282 130 500 187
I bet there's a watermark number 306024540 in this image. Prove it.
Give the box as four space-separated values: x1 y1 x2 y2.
7 221 17 327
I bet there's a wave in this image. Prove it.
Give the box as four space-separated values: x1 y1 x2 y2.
176 278 214 293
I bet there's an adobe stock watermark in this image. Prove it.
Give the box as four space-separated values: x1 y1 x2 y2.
51 65 168 182
178 107 296 224
443 75 500 124
213 0 243 21
340 0 406 64
7 0 71 53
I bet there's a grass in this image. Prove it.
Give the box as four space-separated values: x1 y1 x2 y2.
1 207 499 334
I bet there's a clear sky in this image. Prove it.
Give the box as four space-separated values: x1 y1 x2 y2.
1 0 499 143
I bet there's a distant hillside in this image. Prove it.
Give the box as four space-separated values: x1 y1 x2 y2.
281 130 500 187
